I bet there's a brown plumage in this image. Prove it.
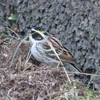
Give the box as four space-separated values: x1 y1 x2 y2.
29 28 82 72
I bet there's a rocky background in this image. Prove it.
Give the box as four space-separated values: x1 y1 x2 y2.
0 0 100 99
0 0 100 78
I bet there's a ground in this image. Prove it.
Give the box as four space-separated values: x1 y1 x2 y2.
0 32 100 100
0 0 100 99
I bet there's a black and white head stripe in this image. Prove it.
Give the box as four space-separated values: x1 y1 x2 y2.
32 27 45 31
32 33 43 40
31 27 49 36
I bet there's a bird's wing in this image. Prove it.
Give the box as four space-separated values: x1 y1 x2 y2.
42 35 74 60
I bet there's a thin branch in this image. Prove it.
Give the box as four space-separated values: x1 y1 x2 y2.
5 27 20 38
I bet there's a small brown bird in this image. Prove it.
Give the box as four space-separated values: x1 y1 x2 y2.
29 27 82 72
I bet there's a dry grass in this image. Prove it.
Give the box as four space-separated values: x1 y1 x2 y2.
0 34 100 100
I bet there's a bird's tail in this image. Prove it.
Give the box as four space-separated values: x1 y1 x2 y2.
64 60 82 73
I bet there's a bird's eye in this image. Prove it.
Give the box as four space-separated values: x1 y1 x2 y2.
31 30 35 33
44 32 48 36
32 33 43 40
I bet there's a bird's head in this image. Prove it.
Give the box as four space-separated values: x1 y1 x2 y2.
29 27 48 41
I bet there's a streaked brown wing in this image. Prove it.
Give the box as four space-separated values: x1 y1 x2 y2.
60 46 75 61
43 35 74 61
43 34 63 49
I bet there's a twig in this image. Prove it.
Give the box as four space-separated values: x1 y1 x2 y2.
5 27 20 38
9 35 29 79
6 85 17 100
25 50 31 65
0 38 9 44
63 67 71 84
67 71 100 76
87 69 100 87
23 50 32 72
33 30 71 84
44 90 68 99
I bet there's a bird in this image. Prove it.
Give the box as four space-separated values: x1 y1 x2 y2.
29 27 82 72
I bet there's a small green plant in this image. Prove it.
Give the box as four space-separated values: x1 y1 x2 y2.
8 14 17 21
